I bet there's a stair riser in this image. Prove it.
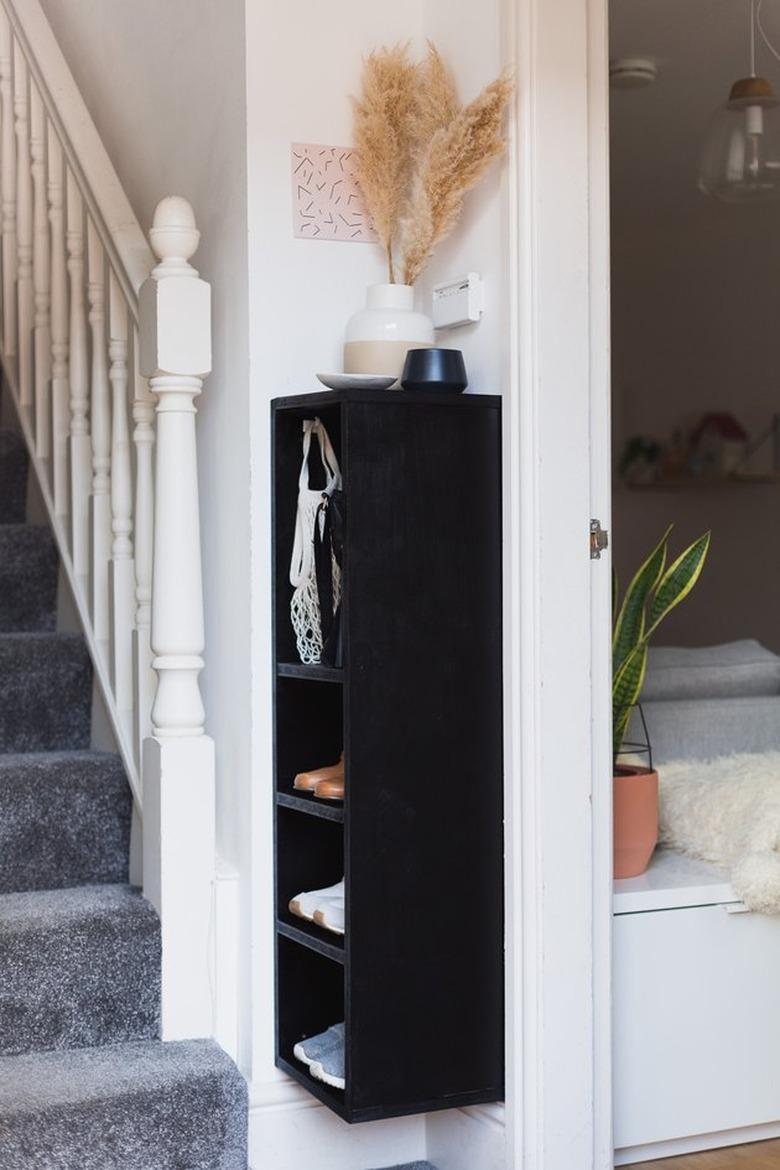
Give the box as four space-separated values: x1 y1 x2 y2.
0 754 130 893
0 526 58 632
0 430 27 524
0 889 160 1055
0 635 92 753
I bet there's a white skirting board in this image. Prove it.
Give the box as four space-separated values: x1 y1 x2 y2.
426 1104 506 1170
615 1119 780 1165
247 1081 425 1170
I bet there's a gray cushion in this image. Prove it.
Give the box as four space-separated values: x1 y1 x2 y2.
641 640 780 702
629 695 780 765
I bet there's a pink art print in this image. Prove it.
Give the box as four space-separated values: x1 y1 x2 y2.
291 143 378 242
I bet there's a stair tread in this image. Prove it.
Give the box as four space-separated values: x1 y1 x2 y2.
0 1038 248 1170
0 884 160 1056
0 751 130 893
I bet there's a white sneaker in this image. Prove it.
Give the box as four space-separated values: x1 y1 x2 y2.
313 900 345 936
288 879 344 923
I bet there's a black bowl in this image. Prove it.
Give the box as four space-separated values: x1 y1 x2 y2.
401 348 468 394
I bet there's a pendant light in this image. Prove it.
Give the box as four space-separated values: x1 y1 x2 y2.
699 0 780 202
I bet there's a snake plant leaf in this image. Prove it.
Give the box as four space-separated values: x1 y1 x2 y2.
612 525 672 676
613 642 649 758
645 531 711 641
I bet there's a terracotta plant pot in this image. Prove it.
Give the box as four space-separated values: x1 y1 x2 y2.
613 765 659 879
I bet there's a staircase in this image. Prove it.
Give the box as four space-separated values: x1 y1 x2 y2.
0 412 247 1167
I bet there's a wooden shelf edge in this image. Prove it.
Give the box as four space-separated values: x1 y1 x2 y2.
276 918 345 965
277 790 345 822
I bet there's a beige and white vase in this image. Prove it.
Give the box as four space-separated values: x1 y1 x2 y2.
344 283 434 384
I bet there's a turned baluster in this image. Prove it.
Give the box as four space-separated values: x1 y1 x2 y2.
0 14 16 360
30 83 50 461
66 170 90 579
132 326 155 758
140 197 214 1040
13 43 32 413
48 126 69 517
87 219 111 638
108 272 134 711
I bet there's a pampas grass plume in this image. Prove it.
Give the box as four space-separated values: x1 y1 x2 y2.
400 73 513 286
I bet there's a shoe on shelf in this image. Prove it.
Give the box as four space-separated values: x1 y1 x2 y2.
293 751 344 793
288 878 344 924
294 1022 345 1091
313 900 345 935
314 774 345 801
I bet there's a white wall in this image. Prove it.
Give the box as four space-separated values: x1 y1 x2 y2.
38 0 255 1067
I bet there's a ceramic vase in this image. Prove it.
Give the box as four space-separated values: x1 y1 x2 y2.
344 283 434 382
613 764 659 878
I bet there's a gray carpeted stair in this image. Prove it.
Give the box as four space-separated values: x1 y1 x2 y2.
0 632 92 752
0 429 27 523
0 399 248 1165
0 1038 248 1169
0 525 58 632
0 883 160 1055
0 752 130 893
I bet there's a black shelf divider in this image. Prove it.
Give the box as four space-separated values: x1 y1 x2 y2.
272 390 504 1123
276 790 344 823
276 917 345 965
277 662 342 683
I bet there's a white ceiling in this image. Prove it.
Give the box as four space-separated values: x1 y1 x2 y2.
609 0 780 218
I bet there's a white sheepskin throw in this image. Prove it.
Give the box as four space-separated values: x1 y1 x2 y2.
659 751 780 914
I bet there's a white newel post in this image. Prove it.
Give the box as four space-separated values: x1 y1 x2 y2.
140 197 215 1041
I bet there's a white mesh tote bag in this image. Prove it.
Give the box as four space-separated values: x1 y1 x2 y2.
289 418 342 664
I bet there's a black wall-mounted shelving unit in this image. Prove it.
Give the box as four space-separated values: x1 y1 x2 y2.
272 388 504 1123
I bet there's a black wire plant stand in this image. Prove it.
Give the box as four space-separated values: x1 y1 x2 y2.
614 702 654 772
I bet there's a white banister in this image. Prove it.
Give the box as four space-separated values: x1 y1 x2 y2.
47 121 68 516
87 216 110 639
141 196 214 1039
0 0 218 1044
0 9 15 360
108 271 134 712
30 81 49 460
13 40 32 411
66 168 89 579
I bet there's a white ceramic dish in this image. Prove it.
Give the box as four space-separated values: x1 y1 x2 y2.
316 373 397 391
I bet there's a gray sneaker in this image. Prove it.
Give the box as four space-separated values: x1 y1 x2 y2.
293 1022 345 1090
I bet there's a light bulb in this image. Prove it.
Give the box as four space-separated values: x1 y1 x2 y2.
699 77 780 202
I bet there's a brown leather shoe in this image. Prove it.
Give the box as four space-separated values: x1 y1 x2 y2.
294 751 344 792
314 775 345 801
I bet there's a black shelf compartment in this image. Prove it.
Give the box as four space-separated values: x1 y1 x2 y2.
272 389 504 1122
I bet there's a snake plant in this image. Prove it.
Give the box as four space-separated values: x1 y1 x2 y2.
613 525 710 765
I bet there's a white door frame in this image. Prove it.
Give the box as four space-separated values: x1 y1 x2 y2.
503 0 613 1167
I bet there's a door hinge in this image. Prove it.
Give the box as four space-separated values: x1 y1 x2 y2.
590 519 609 560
